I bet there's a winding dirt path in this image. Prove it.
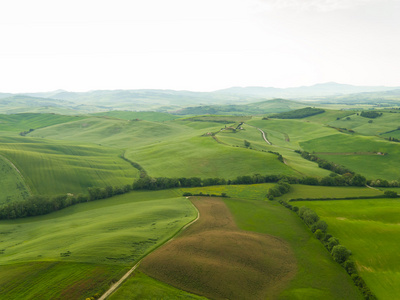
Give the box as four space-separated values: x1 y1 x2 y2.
257 127 272 145
98 201 200 300
244 123 272 145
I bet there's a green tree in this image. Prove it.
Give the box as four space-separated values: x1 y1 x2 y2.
314 229 325 240
331 245 351 264
244 140 251 148
311 220 328 233
327 237 340 251
384 190 398 198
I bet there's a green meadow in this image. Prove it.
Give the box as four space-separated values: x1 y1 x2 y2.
279 184 383 201
0 154 31 204
0 190 197 299
109 272 207 300
299 199 400 299
328 111 400 136
0 136 138 195
224 197 362 299
301 133 400 180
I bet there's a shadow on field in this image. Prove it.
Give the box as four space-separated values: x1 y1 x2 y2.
140 197 297 300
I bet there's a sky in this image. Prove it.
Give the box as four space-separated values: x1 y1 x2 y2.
0 0 399 93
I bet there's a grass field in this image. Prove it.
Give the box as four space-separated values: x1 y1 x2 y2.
301 133 400 180
140 197 297 300
0 154 31 204
0 113 84 133
0 136 139 195
109 272 207 300
179 183 275 201
92 111 181 122
0 190 197 299
224 197 362 299
298 199 400 299
278 184 383 201
327 111 400 136
0 261 127 300
216 123 333 177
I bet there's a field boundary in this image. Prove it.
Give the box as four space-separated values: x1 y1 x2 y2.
99 199 200 300
289 195 387 202
0 153 32 195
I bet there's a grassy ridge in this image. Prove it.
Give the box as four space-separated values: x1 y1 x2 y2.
129 135 298 179
30 116 300 179
328 111 400 136
92 111 180 122
0 190 197 299
217 122 332 177
0 154 31 204
0 113 84 133
301 133 400 180
298 199 400 299
0 136 138 195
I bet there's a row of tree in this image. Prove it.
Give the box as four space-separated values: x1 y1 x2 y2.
360 111 382 118
295 150 354 175
276 199 376 299
0 194 89 220
269 107 325 119
0 183 135 220
0 169 377 220
368 178 400 187
267 180 291 199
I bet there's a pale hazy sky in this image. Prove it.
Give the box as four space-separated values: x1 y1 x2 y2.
0 0 399 92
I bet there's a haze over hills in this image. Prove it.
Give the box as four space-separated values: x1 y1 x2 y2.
215 82 400 98
0 82 399 114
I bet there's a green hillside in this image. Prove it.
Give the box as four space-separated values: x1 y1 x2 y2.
300 198 400 299
0 190 197 299
0 136 139 195
173 98 307 115
0 154 31 204
0 113 85 133
92 111 180 122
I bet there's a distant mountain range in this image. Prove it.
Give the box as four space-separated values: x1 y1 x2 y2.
215 82 400 98
0 82 399 114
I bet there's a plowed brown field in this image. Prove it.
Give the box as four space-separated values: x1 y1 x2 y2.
140 197 297 300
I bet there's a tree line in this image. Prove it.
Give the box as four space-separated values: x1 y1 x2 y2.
295 150 353 175
0 170 371 220
269 107 325 119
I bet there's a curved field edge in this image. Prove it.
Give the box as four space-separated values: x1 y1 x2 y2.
139 197 297 300
0 136 140 195
0 261 128 300
0 191 198 299
298 198 400 299
222 197 363 299
108 272 208 300
0 154 31 204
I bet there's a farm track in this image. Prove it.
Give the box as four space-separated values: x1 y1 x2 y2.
244 123 272 145
98 201 200 300
0 153 32 195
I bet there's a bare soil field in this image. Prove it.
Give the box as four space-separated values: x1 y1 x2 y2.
140 197 297 300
